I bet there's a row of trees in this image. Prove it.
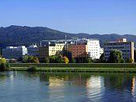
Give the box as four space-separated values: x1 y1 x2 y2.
100 50 134 63
20 49 133 64
21 55 70 64
0 57 10 71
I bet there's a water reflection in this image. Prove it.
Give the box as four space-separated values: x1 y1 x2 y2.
0 72 136 102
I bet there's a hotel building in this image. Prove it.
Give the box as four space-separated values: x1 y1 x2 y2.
104 38 134 62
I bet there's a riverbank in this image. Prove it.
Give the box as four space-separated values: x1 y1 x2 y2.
9 67 136 73
9 63 136 73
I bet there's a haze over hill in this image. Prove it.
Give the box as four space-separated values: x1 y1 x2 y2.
0 25 135 47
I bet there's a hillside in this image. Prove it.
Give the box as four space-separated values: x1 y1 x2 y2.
0 25 135 47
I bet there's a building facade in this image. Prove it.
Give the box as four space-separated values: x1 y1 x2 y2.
73 39 103 59
39 40 65 59
27 44 39 56
2 46 28 59
104 38 134 62
67 44 88 58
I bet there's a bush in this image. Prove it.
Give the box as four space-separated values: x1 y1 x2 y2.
22 55 39 63
27 66 37 72
125 58 133 63
0 63 10 71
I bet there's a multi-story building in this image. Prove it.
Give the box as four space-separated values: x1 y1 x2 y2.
39 40 65 59
73 39 103 59
39 46 49 59
2 46 28 59
39 39 103 60
104 38 134 62
67 44 88 58
27 44 39 56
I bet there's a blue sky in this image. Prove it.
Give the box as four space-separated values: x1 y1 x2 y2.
0 0 136 34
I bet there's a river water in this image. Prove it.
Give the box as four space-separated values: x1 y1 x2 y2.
0 71 136 102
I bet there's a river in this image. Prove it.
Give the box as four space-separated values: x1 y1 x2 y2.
0 71 136 102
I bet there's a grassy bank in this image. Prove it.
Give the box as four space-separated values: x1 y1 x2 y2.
10 63 136 68
9 63 136 73
9 67 136 73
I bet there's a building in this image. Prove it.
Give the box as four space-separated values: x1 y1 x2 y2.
86 39 103 59
39 46 49 59
72 39 103 59
2 46 28 59
67 44 88 58
39 39 103 60
39 40 65 59
27 44 39 56
104 38 134 62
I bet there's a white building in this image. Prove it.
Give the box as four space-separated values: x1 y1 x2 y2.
40 39 103 59
76 39 103 59
2 46 28 59
27 44 39 56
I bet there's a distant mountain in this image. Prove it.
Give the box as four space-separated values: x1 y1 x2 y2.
0 25 135 47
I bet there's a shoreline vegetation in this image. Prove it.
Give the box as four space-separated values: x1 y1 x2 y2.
8 63 136 73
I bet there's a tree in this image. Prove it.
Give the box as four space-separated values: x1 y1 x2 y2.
0 58 7 64
49 55 64 63
0 57 10 71
99 53 106 63
22 55 29 63
63 56 69 64
41 57 49 63
126 58 133 63
22 55 39 63
84 57 92 63
62 50 72 62
33 57 39 64
108 50 124 63
71 58 76 63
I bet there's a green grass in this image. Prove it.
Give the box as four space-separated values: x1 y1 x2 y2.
9 63 136 73
10 63 136 68
9 67 136 73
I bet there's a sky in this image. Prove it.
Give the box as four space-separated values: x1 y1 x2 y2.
0 0 136 34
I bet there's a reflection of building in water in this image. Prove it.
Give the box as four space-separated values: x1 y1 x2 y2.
103 75 136 102
104 75 135 93
131 77 135 95
86 76 104 88
86 76 104 102
49 77 65 88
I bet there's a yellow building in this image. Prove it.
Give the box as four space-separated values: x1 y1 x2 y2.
39 41 65 59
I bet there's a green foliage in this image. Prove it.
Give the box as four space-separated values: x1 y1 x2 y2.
0 58 7 64
22 55 39 63
86 58 93 63
40 57 50 63
10 63 136 68
108 50 124 63
75 57 92 63
49 55 64 63
71 58 76 63
120 59 125 63
27 66 37 72
125 58 133 63
0 57 10 71
99 53 106 63
0 63 10 71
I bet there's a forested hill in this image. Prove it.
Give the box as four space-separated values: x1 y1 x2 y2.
0 25 135 47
